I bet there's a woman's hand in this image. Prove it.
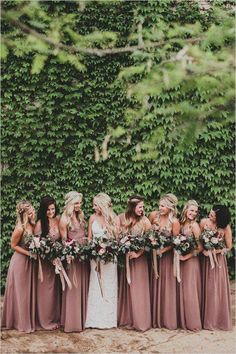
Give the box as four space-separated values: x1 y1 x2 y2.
203 250 209 257
28 251 37 260
128 251 139 259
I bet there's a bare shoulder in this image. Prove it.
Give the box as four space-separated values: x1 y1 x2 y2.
148 210 158 222
89 214 96 223
172 217 180 226
200 218 208 226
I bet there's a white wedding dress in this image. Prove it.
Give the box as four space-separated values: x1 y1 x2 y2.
85 220 117 328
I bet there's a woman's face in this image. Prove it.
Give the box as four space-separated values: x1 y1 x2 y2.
159 201 169 216
209 209 216 222
134 201 144 217
93 200 101 215
47 204 56 219
26 204 35 219
74 201 82 212
186 205 198 221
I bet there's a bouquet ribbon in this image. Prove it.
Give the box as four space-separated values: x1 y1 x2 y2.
71 261 79 288
38 257 44 282
53 258 72 291
173 250 181 283
95 260 104 297
126 253 131 285
209 249 221 269
152 249 159 279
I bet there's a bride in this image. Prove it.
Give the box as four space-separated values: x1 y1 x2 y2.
85 193 120 329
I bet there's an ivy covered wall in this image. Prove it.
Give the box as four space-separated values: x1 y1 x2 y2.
1 1 234 292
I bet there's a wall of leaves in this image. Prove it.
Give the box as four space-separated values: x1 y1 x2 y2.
1 1 234 292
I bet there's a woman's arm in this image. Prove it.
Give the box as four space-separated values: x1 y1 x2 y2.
87 215 95 241
34 220 42 236
11 225 31 257
115 216 121 239
59 216 68 240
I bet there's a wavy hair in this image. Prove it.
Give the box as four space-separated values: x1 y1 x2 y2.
124 195 144 230
94 193 117 238
180 200 199 225
16 200 34 230
61 191 83 230
159 193 178 224
37 196 58 237
213 205 231 229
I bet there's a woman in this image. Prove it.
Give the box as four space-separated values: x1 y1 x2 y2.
118 195 152 332
34 196 61 330
59 191 90 332
177 200 202 331
1 201 37 332
149 193 180 329
200 205 232 330
85 193 120 329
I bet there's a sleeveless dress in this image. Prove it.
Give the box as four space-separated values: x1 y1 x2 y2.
1 232 38 332
150 215 178 329
118 214 151 332
85 220 117 329
35 230 61 330
201 225 232 330
60 219 90 332
176 224 202 330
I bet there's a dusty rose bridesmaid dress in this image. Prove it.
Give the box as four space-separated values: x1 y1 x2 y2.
176 227 202 331
201 229 232 330
118 214 151 332
35 231 61 330
150 225 178 329
60 220 90 332
1 232 37 332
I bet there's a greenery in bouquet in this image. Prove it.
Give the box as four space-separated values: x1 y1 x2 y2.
89 232 119 264
39 236 63 261
61 238 81 265
144 229 172 252
172 234 197 256
200 229 225 251
118 233 145 255
24 234 41 258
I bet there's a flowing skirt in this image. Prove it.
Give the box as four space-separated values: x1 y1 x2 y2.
1 252 37 333
177 256 202 330
85 260 117 329
150 251 178 329
118 254 151 332
61 260 90 332
201 253 232 330
36 259 61 330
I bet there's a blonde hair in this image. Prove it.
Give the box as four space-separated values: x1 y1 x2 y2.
62 191 83 230
180 200 199 225
159 193 178 224
16 200 34 230
94 192 117 238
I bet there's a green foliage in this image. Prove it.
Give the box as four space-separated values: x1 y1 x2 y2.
1 0 235 293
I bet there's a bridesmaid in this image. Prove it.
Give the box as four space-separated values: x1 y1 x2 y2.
1 201 37 332
118 195 152 332
34 196 61 330
200 205 232 330
59 191 90 332
177 200 202 331
149 193 180 329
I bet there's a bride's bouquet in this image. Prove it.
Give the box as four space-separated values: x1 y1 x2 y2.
172 234 197 283
89 231 119 264
118 233 145 284
200 229 226 269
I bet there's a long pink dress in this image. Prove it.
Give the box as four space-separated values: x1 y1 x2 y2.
201 227 232 330
176 225 202 330
1 232 38 333
150 218 178 329
60 220 90 332
118 214 151 332
35 231 61 330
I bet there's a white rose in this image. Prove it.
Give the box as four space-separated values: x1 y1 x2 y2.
211 237 218 244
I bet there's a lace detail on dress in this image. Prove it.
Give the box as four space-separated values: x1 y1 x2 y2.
85 220 117 329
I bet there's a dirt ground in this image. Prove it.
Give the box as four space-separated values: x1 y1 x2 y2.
1 281 235 354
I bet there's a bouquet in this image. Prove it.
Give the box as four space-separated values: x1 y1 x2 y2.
61 238 81 265
39 236 63 261
89 232 119 264
144 229 172 279
172 234 197 283
24 234 43 282
118 233 145 284
200 229 226 269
